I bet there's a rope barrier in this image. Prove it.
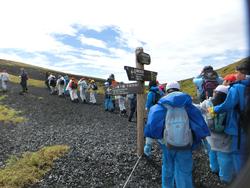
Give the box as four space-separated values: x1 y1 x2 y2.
122 155 142 188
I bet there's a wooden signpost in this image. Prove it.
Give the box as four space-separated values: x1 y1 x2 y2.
124 47 157 156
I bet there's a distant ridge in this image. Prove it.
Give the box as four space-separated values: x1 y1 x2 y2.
0 59 105 83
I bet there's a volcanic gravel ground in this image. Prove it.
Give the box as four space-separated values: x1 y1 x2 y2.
0 83 226 188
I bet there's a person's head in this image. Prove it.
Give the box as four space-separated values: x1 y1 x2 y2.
159 84 165 91
223 74 237 86
235 58 250 81
166 81 180 93
91 79 95 83
104 82 109 87
109 74 115 80
202 65 213 74
149 80 158 88
211 85 228 106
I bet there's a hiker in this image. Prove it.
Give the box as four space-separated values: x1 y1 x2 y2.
128 93 137 122
45 72 51 91
19 68 28 94
223 74 236 86
195 85 233 183
0 69 10 92
144 80 163 157
118 94 127 117
213 58 250 176
66 77 79 103
193 66 223 102
64 75 70 96
48 73 57 95
88 79 98 104
56 75 66 97
78 77 88 103
144 81 210 188
104 82 114 112
106 74 118 109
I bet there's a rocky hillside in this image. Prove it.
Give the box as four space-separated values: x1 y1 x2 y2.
0 81 227 187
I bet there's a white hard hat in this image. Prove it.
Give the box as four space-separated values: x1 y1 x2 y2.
166 81 180 91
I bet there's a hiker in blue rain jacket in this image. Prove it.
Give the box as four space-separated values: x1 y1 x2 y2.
193 66 223 102
144 81 210 188
144 80 164 157
213 58 250 175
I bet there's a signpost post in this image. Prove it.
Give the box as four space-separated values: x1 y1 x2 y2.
135 50 145 156
124 47 157 156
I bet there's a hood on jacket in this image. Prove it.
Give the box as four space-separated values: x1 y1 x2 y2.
158 91 192 107
149 86 160 92
240 78 250 86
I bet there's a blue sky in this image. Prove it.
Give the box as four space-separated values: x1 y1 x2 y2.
0 0 248 83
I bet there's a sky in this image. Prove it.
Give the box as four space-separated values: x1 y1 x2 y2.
0 0 248 83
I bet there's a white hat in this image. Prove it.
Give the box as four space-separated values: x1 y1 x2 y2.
166 81 180 91
104 82 109 86
215 85 229 94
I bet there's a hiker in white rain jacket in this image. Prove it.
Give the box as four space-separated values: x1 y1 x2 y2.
88 80 98 104
66 77 79 103
56 75 66 97
195 85 233 183
48 74 57 95
0 69 10 92
78 77 88 103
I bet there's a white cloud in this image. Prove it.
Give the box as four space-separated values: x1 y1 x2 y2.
0 0 248 83
79 35 107 49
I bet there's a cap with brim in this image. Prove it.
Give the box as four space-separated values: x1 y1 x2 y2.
224 74 236 82
215 85 229 94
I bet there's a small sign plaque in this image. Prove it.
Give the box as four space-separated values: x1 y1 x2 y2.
124 66 157 81
112 82 143 95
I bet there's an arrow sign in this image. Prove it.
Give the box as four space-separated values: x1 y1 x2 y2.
124 66 157 81
112 82 143 95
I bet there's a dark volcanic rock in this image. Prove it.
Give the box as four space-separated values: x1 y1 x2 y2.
0 82 226 188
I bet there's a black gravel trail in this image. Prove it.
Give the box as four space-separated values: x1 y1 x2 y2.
0 82 226 188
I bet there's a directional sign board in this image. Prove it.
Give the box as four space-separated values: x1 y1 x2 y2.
124 66 157 81
112 82 143 95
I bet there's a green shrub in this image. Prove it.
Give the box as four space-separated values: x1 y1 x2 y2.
0 145 70 188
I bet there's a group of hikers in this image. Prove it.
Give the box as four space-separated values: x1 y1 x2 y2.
44 72 99 104
144 59 250 188
44 72 138 121
1 58 250 187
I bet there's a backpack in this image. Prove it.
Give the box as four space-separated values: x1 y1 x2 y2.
59 79 65 85
50 78 57 87
163 104 193 149
202 70 219 98
152 91 162 105
207 113 227 133
71 82 78 89
92 83 98 90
